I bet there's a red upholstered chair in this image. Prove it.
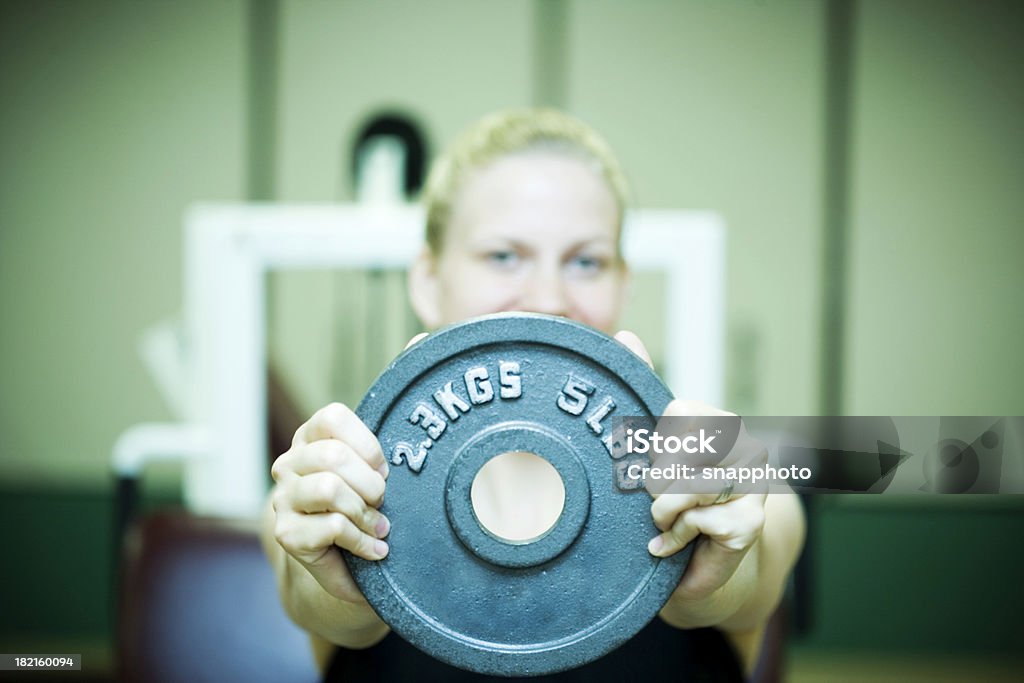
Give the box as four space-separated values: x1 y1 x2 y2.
117 511 319 683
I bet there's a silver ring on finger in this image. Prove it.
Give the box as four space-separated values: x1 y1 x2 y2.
713 480 735 505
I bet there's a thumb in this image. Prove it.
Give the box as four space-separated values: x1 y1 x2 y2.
404 332 429 350
614 330 654 369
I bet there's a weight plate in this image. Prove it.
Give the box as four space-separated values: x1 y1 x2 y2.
344 312 691 676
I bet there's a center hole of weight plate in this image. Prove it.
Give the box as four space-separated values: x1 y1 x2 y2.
469 451 566 543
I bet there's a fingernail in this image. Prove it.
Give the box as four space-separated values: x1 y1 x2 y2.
374 540 389 558
648 536 664 556
377 461 390 478
375 516 390 538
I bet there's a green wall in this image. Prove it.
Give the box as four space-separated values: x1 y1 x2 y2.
0 487 180 648
0 0 246 489
846 0 1024 415
805 498 1024 654
567 0 826 416
1 0 1021 672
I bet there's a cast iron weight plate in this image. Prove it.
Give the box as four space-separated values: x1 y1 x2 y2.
344 313 692 676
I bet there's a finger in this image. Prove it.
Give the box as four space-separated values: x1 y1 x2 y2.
272 514 368 602
650 492 724 531
682 495 766 551
648 507 702 557
270 451 291 483
289 440 387 506
404 332 428 350
663 398 733 417
293 403 387 477
287 473 389 538
302 549 368 604
277 510 388 562
274 509 345 559
327 511 390 561
670 501 764 599
336 453 387 508
651 493 694 531
673 535 747 601
614 330 654 369
305 551 369 604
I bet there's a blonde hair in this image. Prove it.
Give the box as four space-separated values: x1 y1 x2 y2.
422 108 630 255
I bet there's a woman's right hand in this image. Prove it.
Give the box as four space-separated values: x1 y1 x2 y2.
270 402 391 605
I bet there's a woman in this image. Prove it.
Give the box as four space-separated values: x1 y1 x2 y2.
262 109 805 681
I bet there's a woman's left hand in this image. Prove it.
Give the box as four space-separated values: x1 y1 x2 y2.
613 331 783 632
646 399 766 604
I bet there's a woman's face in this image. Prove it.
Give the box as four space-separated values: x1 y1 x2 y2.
411 151 627 334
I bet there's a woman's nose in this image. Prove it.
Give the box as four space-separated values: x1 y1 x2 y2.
519 265 569 317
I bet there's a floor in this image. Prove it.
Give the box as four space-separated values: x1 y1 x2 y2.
787 651 1023 683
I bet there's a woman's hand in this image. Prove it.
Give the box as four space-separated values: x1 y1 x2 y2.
647 399 766 607
614 330 802 647
263 334 429 655
270 402 391 605
614 331 765 603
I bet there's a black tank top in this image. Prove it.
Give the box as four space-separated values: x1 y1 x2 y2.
324 618 745 682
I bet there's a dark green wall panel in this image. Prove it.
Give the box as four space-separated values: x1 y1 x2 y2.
802 500 1024 654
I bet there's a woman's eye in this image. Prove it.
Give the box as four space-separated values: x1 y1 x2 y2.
486 250 520 268
568 255 605 274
